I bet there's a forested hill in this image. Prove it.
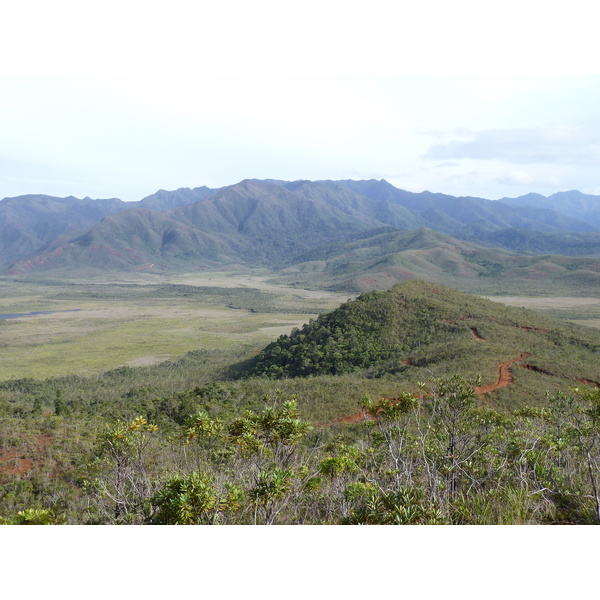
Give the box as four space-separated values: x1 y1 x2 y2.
245 280 600 405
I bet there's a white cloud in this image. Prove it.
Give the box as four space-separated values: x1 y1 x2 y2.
498 170 562 188
423 125 600 164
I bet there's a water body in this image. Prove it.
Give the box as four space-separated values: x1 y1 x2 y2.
0 309 82 320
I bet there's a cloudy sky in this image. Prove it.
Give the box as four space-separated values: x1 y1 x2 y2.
1 1 599 202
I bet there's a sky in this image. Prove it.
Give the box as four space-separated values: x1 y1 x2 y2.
1 1 599 202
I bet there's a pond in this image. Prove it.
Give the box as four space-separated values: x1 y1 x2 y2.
0 309 82 320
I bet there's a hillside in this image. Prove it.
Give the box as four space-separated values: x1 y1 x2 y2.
137 186 217 211
17 208 239 273
283 180 432 231
458 227 600 257
332 179 598 233
169 179 380 263
279 227 600 296
0 188 220 269
5 180 384 273
501 190 600 229
246 280 600 406
3 179 600 277
0 194 127 267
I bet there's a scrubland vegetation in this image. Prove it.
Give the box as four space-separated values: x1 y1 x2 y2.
1 277 600 525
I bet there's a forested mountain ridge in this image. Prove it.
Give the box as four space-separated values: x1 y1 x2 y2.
278 227 600 296
0 188 219 268
500 189 600 229
3 179 600 280
4 180 384 273
137 186 217 211
331 179 598 232
0 194 127 267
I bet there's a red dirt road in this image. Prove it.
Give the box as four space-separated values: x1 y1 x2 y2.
475 353 530 398
326 351 533 426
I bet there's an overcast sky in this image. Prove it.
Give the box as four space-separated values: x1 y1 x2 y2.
1 1 599 202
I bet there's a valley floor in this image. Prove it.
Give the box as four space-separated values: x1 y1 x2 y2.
0 271 354 379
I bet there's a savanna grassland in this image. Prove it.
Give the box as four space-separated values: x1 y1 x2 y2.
0 271 355 379
488 295 600 331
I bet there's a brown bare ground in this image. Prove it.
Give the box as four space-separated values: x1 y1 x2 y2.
0 434 51 477
577 377 600 389
521 363 554 376
470 327 485 341
476 353 530 397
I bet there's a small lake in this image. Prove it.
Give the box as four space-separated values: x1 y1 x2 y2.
0 309 82 320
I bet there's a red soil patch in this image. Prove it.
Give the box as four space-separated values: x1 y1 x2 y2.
577 377 600 389
332 410 377 426
476 353 530 398
0 434 52 478
441 317 486 341
0 453 34 477
470 327 485 341
322 396 407 427
521 363 554 376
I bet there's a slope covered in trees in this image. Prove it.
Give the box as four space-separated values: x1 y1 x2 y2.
279 227 600 295
247 281 600 406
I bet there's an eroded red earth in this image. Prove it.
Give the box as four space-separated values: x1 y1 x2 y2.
0 434 51 477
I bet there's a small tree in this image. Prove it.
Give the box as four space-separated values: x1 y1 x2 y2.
226 393 314 524
419 375 486 511
152 472 241 525
54 390 67 417
569 387 600 523
93 416 159 523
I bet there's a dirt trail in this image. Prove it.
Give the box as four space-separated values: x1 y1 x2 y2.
324 349 533 426
475 353 530 397
577 377 600 389
327 409 378 427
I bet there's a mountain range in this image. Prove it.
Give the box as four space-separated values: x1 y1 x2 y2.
2 179 599 293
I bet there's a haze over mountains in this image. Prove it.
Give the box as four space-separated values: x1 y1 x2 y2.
1 179 599 293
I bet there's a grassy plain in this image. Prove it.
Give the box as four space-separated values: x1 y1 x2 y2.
1 268 598 383
0 271 355 380
486 295 600 331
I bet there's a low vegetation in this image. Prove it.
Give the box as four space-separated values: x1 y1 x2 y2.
1 278 600 524
2 378 600 525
